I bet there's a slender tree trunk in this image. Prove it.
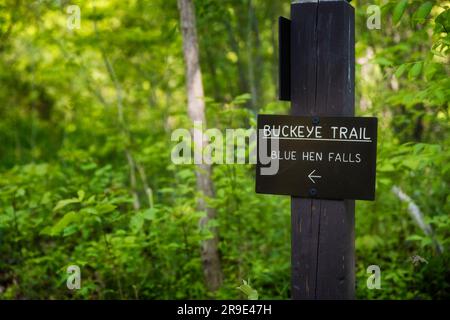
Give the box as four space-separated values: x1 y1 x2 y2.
177 0 223 292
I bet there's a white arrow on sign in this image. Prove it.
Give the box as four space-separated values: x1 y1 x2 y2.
308 169 322 184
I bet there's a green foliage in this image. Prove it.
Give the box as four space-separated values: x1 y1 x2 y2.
237 280 258 300
413 2 434 23
393 0 409 25
0 0 448 300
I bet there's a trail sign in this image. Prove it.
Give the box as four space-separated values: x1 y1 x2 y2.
256 114 377 200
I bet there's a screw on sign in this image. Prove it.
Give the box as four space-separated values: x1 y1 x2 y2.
256 0 377 299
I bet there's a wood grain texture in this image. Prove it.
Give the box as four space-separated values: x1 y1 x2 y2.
290 0 355 299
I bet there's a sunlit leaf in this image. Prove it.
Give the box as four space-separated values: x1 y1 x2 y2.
408 62 423 79
395 64 409 78
393 0 408 24
413 2 433 23
96 203 117 215
53 198 80 212
237 280 258 300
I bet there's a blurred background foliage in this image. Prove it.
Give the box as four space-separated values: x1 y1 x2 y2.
0 0 448 299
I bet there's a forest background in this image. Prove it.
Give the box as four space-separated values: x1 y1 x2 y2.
0 0 448 299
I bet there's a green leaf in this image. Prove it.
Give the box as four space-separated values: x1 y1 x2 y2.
374 57 393 66
413 2 433 23
86 195 96 204
53 198 80 212
232 93 252 105
130 214 144 232
63 225 78 237
237 280 258 300
408 62 423 79
96 203 117 215
50 211 79 235
403 158 421 170
143 208 157 220
435 10 450 33
381 2 395 15
393 0 408 25
81 162 97 171
406 235 423 242
41 192 52 205
408 62 423 80
77 190 85 201
378 162 396 172
15 188 25 197
395 64 409 78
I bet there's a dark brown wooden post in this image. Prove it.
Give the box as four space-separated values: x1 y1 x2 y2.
290 0 355 299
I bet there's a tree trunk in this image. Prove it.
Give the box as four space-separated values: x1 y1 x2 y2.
177 0 223 292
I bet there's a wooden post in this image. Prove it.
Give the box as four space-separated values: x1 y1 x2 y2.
290 0 355 299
